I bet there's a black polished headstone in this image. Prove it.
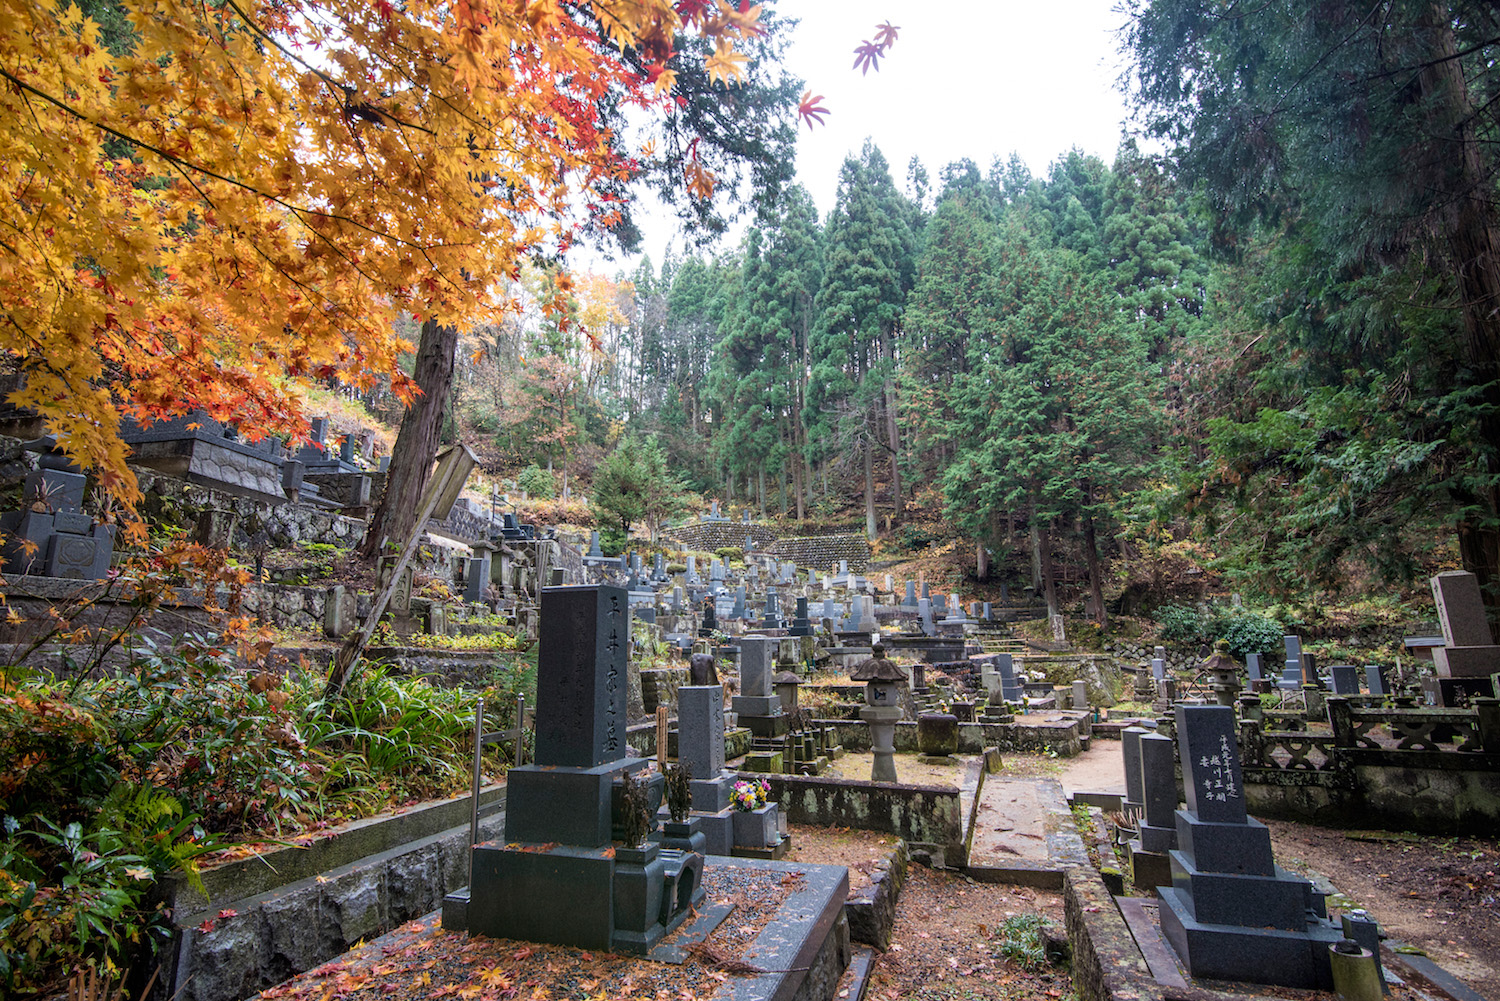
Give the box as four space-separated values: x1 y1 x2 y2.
534 585 628 768
1176 704 1246 824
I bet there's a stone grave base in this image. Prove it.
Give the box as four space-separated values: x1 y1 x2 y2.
1157 885 1344 989
915 753 960 766
452 839 704 956
444 857 849 1000
1128 841 1171 890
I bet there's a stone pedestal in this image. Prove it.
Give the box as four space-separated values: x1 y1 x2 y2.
861 705 901 783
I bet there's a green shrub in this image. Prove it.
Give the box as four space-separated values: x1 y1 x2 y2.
516 464 556 499
1210 606 1285 660
1153 603 1205 645
714 547 743 563
599 524 627 556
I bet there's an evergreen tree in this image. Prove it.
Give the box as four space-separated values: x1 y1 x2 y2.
902 160 1002 549
944 230 1159 624
1128 0 1500 609
1101 140 1207 355
810 140 916 535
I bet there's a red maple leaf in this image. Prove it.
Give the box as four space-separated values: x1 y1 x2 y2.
798 91 829 129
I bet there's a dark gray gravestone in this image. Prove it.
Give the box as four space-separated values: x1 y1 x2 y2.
534 585 628 768
1121 727 1147 811
1158 703 1343 989
677 685 725 779
1137 732 1178 853
996 653 1023 702
1245 653 1263 682
464 554 491 603
1365 664 1388 696
1177 704 1245 824
904 580 917 607
1431 571 1493 646
1329 665 1361 695
738 636 775 698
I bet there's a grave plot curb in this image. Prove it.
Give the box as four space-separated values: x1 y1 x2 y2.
160 790 506 1001
1063 867 1165 1001
843 839 909 950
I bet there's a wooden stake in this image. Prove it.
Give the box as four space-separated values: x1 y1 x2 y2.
656 706 669 767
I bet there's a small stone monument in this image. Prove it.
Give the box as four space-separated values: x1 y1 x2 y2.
1158 705 1343 988
1425 570 1500 703
1129 731 1178 889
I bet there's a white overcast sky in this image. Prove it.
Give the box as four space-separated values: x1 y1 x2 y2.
586 0 1138 271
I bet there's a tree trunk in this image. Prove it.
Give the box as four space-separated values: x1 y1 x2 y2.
976 538 989 580
864 439 877 539
758 466 766 518
358 317 458 561
1036 521 1058 619
1083 511 1107 629
1421 8 1500 615
884 376 902 520
1029 519 1042 592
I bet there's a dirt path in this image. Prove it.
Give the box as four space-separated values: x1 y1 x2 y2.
1052 738 1125 796
1264 820 1500 999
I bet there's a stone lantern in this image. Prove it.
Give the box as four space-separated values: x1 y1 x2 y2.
773 671 802 714
851 644 908 782
1200 640 1243 707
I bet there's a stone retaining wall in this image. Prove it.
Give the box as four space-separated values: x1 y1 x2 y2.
764 534 871 574
661 521 780 552
753 772 966 868
1063 867 1162 1001
822 718 1085 757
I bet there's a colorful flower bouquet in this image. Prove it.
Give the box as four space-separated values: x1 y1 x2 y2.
730 778 770 812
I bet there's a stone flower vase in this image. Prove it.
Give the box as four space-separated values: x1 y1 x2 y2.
917 712 960 757
731 803 778 849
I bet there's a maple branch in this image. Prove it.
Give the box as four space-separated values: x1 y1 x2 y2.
0 67 438 254
219 0 436 136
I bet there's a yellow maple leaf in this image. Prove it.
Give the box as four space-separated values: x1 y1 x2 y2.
705 37 747 84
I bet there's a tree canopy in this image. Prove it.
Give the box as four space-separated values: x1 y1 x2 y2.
1 0 772 533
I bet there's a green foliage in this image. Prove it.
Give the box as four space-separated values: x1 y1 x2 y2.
0 817 173 991
516 464 557 500
1209 606 1285 660
990 913 1056 969
713 547 743 563
1153 603 1204 645
1153 602 1284 659
593 434 691 541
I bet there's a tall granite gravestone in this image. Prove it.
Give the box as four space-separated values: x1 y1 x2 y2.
1121 727 1147 815
455 585 705 954
788 596 812 637
1130 731 1179 889
1158 705 1342 988
1329 665 1361 695
677 685 738 856
733 636 788 739
995 653 1024 703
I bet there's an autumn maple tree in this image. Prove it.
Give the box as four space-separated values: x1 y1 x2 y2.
0 0 768 536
